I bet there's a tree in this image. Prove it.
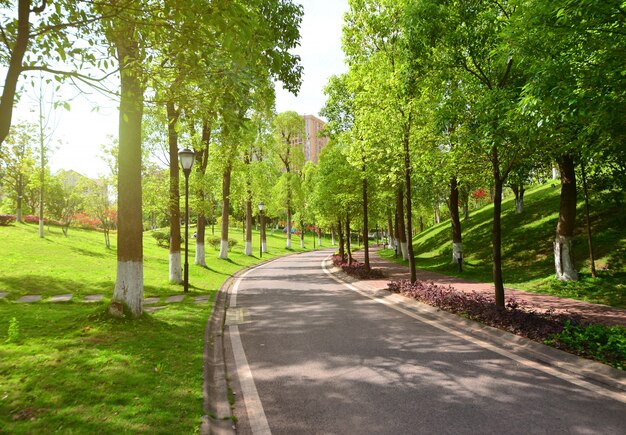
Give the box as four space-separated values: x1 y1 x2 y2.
0 121 37 221
273 111 305 249
84 177 116 249
46 170 86 236
0 1 108 147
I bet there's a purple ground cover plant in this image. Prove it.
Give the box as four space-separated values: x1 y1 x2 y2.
332 254 385 280
387 279 581 341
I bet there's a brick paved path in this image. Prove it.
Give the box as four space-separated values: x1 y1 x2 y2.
350 247 626 327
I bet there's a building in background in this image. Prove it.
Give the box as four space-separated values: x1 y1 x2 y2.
300 114 328 164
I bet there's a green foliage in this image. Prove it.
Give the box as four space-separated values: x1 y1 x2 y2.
5 317 19 343
151 231 169 248
545 322 626 370
206 235 237 250
383 182 626 308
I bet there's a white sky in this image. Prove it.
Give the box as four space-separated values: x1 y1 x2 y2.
11 0 349 178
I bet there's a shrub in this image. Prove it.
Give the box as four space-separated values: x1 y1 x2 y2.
206 235 238 250
207 235 220 249
545 322 626 370
23 215 39 224
332 254 385 280
0 214 15 226
6 317 19 343
152 231 169 248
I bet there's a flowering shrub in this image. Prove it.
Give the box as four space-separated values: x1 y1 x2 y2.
0 214 15 226
332 254 385 280
73 213 99 230
23 215 39 224
471 188 488 200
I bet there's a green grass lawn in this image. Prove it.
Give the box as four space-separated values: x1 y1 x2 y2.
381 182 626 308
0 222 317 433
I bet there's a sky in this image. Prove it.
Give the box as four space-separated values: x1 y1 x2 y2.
12 0 349 179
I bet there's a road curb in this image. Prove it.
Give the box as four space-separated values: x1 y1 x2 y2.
201 275 236 435
325 259 626 395
201 254 292 435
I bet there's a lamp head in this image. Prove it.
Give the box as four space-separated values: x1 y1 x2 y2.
178 148 195 174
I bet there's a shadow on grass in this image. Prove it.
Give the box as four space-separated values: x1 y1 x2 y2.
0 303 207 432
0 275 114 297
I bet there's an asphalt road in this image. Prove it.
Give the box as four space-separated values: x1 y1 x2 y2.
224 249 626 434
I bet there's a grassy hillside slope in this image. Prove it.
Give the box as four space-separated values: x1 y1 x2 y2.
383 182 626 308
0 222 314 432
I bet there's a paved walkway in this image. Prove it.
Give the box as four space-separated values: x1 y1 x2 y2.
349 247 626 327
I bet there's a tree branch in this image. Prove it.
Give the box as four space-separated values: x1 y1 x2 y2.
0 25 11 54
498 57 513 88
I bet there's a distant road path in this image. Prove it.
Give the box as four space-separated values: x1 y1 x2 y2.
224 249 626 434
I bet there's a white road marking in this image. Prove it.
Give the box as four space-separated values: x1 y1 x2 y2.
321 256 626 404
229 263 272 435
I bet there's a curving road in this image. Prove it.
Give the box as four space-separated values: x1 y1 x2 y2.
223 250 626 434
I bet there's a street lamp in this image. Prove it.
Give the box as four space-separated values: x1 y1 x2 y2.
258 202 265 258
178 148 195 292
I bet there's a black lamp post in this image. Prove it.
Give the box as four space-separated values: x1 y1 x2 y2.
178 148 195 292
258 202 265 258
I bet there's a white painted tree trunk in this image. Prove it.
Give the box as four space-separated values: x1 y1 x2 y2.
331 232 335 245
111 260 143 317
554 236 578 281
400 241 408 260
300 239 305 248
219 239 229 259
451 242 463 264
515 198 524 214
195 243 206 266
286 238 291 249
552 167 559 180
388 236 395 250
169 252 182 283
39 221 44 238
244 241 252 256
318 234 322 246
261 241 267 253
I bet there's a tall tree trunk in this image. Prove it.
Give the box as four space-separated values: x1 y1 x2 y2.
511 183 525 214
112 33 145 318
166 100 182 283
492 147 506 308
555 154 578 281
300 220 305 248
286 196 292 249
195 119 211 267
331 225 336 246
345 213 352 265
219 165 231 259
460 184 470 220
196 213 206 266
581 159 596 278
403 120 416 283
396 186 408 260
362 170 370 271
245 198 253 255
386 214 393 248
260 210 267 253
419 216 424 233
337 220 344 260
449 176 463 266
16 173 23 222
0 0 29 145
